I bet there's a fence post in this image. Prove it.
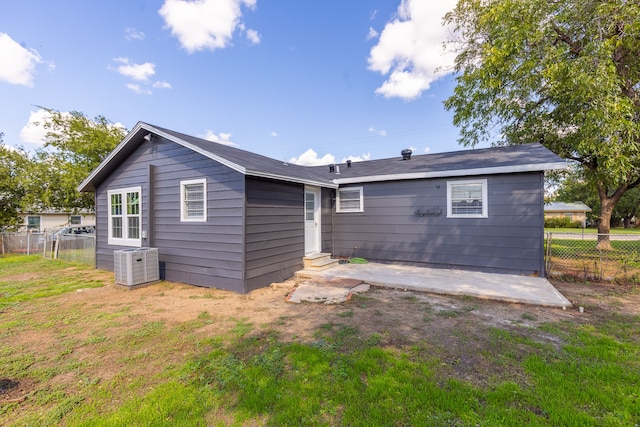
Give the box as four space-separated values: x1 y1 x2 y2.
54 236 60 259
545 232 552 275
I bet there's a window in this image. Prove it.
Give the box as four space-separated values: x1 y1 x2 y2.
336 187 363 213
180 179 207 222
69 215 82 225
27 215 41 231
447 179 488 218
108 186 142 246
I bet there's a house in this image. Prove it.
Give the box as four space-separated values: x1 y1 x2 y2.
20 210 96 232
78 122 566 293
544 202 592 227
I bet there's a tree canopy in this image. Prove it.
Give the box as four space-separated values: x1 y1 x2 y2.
0 111 126 230
444 0 640 245
0 136 30 229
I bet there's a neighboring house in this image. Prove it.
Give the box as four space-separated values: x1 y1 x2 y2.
78 122 566 293
544 202 592 227
21 210 96 232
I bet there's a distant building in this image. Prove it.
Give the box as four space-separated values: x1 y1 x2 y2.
544 202 591 227
20 210 95 232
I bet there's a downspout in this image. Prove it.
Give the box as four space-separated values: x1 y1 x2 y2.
147 164 155 248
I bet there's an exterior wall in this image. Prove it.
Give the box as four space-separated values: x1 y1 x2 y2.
331 172 545 276
244 178 304 292
95 137 246 292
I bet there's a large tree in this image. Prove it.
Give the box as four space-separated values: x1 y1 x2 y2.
0 134 31 230
36 109 127 211
444 0 640 248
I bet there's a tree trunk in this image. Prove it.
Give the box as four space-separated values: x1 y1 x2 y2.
596 182 627 250
597 201 613 250
623 216 632 228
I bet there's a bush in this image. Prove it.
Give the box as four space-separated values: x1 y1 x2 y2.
545 217 583 228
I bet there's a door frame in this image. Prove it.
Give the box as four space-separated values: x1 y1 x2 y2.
304 186 321 255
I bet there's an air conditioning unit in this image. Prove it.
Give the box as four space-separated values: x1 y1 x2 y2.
114 247 160 287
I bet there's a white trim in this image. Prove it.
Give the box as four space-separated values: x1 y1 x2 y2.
336 186 364 213
332 162 567 185
180 178 207 222
304 186 321 254
26 215 42 231
107 186 142 247
248 169 337 189
447 179 488 218
78 122 336 192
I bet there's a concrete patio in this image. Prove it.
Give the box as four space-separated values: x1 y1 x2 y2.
296 262 572 308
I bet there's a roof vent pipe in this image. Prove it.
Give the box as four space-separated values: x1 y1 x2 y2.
329 164 335 173
346 159 352 168
401 149 412 160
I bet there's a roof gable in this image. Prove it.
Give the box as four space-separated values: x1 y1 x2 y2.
78 122 567 192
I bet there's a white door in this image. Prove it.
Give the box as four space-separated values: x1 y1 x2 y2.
304 187 321 255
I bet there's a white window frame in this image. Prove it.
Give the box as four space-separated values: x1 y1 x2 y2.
107 186 142 246
69 215 82 225
180 178 207 222
447 179 488 218
26 215 41 231
336 186 364 213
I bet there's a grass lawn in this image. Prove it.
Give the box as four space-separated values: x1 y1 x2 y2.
1 255 639 426
545 227 640 234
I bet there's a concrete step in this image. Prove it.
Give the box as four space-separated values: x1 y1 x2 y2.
302 252 332 269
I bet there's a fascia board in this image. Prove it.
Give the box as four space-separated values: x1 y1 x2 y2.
77 122 248 192
247 169 338 189
77 121 146 192
331 161 568 185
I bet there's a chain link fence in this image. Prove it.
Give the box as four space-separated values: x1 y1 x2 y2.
1 232 46 255
1 231 95 266
546 232 640 283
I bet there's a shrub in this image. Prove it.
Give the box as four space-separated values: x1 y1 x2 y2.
545 217 583 228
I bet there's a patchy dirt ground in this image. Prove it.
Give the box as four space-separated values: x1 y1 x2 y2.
2 274 639 405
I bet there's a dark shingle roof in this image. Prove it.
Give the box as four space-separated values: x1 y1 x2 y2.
78 122 566 192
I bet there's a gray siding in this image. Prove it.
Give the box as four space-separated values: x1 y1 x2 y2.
320 188 333 252
95 137 246 292
244 178 304 292
331 173 545 275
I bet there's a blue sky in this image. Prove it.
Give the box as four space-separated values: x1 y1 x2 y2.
0 0 477 165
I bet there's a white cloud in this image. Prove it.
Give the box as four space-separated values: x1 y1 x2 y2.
246 28 260 44
112 57 155 81
20 109 55 144
270 131 278 137
423 147 431 153
159 0 257 53
126 83 152 95
152 81 172 89
0 33 42 87
289 149 335 166
368 0 457 100
341 153 371 163
20 109 125 144
367 27 379 40
368 126 387 137
125 27 145 41
201 130 237 146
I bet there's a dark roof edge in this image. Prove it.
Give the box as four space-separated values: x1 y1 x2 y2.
332 161 567 185
78 122 337 192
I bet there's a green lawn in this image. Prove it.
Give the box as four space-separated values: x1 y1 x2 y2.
545 227 640 234
1 255 639 426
